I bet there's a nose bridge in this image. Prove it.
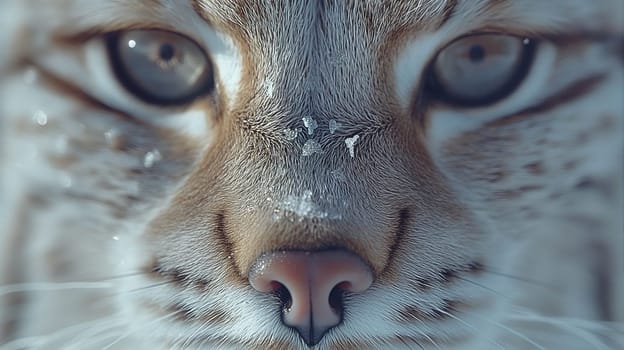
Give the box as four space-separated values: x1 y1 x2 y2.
207 1 412 283
246 1 377 124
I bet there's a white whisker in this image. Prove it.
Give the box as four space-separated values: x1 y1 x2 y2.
177 319 212 350
510 308 624 333
0 317 125 350
101 309 184 350
62 319 128 350
458 311 546 350
480 269 557 292
394 288 457 350
454 276 512 302
0 281 113 296
123 280 176 295
433 307 506 350
409 319 444 350
395 334 426 350
506 308 624 350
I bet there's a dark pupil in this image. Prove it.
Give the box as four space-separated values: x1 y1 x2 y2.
468 44 485 62
159 43 176 61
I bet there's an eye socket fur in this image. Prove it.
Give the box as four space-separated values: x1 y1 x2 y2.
425 33 537 107
106 29 215 106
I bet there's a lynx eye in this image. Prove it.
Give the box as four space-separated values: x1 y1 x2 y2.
427 34 536 106
106 30 214 105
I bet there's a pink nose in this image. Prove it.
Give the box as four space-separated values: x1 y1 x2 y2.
248 250 373 346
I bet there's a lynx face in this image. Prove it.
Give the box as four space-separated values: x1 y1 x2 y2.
1 1 623 349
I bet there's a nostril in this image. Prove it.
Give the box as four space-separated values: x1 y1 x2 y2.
328 285 345 312
272 282 293 312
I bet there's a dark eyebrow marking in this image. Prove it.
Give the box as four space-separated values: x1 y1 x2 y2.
191 0 216 28
438 0 458 29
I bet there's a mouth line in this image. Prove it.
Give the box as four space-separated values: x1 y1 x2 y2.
380 208 411 277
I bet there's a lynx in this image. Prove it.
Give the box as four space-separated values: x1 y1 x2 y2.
1 0 623 349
